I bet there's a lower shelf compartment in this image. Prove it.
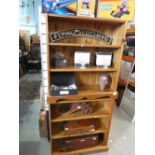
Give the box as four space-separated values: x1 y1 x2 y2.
51 101 111 122
52 133 107 155
51 118 109 139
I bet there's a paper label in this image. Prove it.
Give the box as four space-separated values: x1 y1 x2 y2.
74 52 90 65
60 91 69 95
96 55 112 67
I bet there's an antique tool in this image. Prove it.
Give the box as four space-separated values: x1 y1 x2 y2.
64 120 95 135
55 102 93 116
81 102 93 114
55 103 81 115
65 135 99 151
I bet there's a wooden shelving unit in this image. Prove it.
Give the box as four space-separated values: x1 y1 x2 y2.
126 28 135 36
117 27 135 107
119 28 135 88
45 14 126 154
118 79 135 88
122 55 135 63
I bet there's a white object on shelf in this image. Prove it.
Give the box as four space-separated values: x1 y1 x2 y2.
96 52 112 67
74 51 90 67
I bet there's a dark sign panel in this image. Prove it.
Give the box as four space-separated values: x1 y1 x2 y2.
50 29 113 44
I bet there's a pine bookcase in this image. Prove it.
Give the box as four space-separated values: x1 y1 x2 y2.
45 14 126 155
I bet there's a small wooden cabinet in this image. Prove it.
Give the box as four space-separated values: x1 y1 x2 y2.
45 14 126 155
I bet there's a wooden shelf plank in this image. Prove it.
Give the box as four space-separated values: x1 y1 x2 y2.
122 56 135 63
129 80 135 87
119 79 135 88
49 67 117 72
119 79 127 87
126 28 135 36
49 42 121 48
47 86 114 104
48 14 125 25
51 108 109 123
52 125 107 140
52 145 108 155
52 130 104 139
48 98 111 104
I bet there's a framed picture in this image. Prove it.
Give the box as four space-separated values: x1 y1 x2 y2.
42 0 77 16
97 0 135 21
77 0 96 17
74 51 90 67
96 52 113 67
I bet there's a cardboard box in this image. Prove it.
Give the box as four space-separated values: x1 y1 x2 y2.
19 30 30 51
32 35 40 44
42 0 77 16
39 110 47 137
97 0 135 21
77 0 96 17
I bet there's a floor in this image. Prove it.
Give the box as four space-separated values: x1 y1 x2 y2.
19 72 135 155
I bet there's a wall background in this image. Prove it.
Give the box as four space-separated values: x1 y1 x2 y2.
19 0 41 35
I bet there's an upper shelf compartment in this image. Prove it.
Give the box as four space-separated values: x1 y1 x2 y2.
47 14 126 47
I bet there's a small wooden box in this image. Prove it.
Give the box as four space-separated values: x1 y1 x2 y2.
64 120 95 135
32 35 40 44
65 135 99 151
39 110 47 137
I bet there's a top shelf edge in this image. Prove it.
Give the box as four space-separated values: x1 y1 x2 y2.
47 14 126 24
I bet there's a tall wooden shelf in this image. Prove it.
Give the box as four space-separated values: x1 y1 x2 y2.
45 13 126 155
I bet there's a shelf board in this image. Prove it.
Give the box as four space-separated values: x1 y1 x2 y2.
52 129 106 140
52 144 108 155
52 123 107 139
126 28 135 36
119 79 135 88
49 67 117 72
118 79 126 87
49 42 121 48
47 86 114 104
122 56 135 63
48 98 111 104
129 80 135 87
48 14 126 25
51 109 109 123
